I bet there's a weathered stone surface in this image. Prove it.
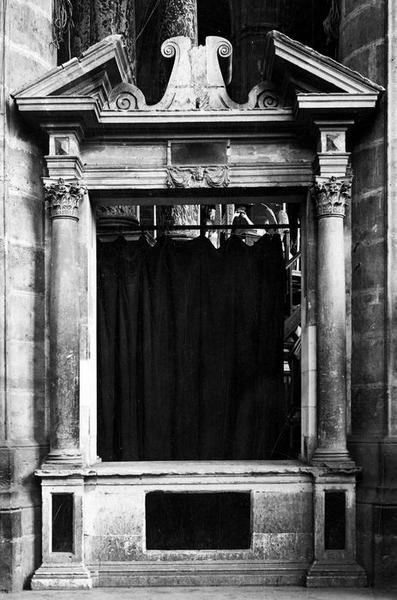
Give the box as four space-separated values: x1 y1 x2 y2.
7 389 46 442
374 505 397 586
0 509 23 592
7 192 44 246
87 534 143 562
351 289 384 338
252 491 313 534
348 441 381 501
350 386 386 436
70 0 135 72
7 2 53 62
0 0 54 590
7 291 45 343
312 178 352 463
351 144 385 195
351 336 384 386
6 340 45 394
253 532 313 561
159 0 197 44
7 244 44 294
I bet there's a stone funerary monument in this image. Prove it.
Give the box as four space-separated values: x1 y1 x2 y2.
0 0 396 592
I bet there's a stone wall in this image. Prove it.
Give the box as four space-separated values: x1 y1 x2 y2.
339 0 397 587
0 0 55 591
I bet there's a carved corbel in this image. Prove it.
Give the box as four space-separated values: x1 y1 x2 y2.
45 178 86 220
312 175 352 219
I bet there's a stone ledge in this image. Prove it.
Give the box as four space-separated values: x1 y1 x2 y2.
89 560 309 587
306 560 367 588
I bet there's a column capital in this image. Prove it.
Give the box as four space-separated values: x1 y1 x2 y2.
45 178 86 220
312 175 352 219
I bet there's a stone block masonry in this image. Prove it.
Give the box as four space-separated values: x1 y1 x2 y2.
0 0 56 592
339 0 397 587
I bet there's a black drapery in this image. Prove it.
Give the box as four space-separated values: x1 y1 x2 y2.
97 234 287 461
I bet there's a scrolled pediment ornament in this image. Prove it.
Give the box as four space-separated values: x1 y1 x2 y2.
312 175 352 218
246 83 280 110
167 166 230 188
45 178 86 220
108 82 148 111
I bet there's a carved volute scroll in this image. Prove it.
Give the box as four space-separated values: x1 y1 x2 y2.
45 178 86 220
312 176 352 218
107 36 284 113
108 82 148 111
246 82 280 109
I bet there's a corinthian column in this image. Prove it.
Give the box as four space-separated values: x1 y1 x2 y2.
312 175 353 466
45 178 85 465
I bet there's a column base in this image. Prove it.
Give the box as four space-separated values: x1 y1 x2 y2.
31 563 92 590
306 559 367 587
43 449 83 467
311 448 356 469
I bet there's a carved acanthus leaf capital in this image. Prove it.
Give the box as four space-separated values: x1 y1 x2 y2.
45 178 86 219
312 176 352 218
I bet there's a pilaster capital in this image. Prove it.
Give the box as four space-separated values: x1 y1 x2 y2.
45 178 86 220
312 175 352 219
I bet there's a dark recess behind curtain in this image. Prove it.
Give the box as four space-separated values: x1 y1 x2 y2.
97 234 286 461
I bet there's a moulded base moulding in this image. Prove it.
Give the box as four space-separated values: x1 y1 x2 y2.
31 563 93 590
310 448 356 470
89 560 309 587
306 560 367 587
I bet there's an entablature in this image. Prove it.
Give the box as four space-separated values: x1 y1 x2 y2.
13 30 383 192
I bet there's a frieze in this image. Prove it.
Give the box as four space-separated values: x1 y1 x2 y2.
312 175 352 218
167 166 230 188
45 178 86 219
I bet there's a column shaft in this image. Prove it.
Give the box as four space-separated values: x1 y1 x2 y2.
317 215 347 451
45 178 85 465
312 176 353 465
160 0 198 43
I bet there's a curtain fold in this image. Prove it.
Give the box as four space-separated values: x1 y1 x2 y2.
97 234 287 461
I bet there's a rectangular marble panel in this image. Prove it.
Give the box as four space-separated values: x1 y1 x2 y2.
252 491 313 534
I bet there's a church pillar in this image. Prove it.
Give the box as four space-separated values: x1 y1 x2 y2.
44 178 85 466
70 0 136 77
159 0 198 44
311 175 353 466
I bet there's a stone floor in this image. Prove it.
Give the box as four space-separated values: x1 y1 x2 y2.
0 588 396 600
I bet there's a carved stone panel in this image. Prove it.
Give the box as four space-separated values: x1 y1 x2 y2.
167 166 230 188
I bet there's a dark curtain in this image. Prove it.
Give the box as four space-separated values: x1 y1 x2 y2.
97 234 286 461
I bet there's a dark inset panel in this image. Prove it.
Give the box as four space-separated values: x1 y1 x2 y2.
52 493 74 553
171 142 227 165
324 491 346 550
146 492 251 550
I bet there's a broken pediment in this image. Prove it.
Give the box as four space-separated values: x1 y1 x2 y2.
265 30 384 116
13 30 383 130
